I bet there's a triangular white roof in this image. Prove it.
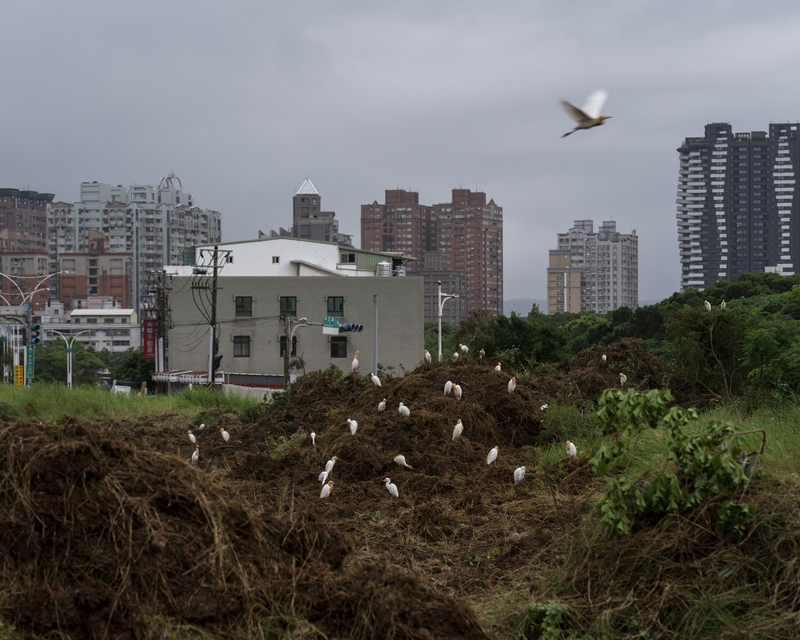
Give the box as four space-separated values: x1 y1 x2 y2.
296 178 318 195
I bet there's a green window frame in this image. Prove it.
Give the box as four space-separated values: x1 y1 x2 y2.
327 296 344 317
280 296 296 316
235 296 252 317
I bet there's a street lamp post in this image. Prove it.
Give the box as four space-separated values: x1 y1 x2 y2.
437 280 459 363
51 330 92 388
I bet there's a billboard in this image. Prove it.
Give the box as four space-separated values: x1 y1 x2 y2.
143 320 156 360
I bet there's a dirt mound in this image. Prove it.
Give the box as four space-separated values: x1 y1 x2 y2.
0 419 490 639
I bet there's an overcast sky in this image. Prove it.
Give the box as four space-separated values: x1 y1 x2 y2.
4 1 800 307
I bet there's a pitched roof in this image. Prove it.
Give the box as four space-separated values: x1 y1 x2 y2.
296 178 318 195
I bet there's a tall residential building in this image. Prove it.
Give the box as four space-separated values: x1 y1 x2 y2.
676 122 799 290
264 179 353 247
360 188 503 321
0 188 52 254
47 174 221 311
547 220 638 314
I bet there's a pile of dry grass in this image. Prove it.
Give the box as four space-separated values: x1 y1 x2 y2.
0 419 491 639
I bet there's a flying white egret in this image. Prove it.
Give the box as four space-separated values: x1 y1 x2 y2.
508 377 517 393
325 456 339 474
454 384 462 400
601 354 607 363
452 352 459 361
220 428 230 442
320 480 334 499
384 477 399 498
398 402 410 417
487 446 499 465
424 349 432 364
370 372 381 387
347 418 358 436
318 469 328 484
311 432 316 446
566 441 577 457
721 299 726 309
394 454 413 469
494 363 501 373
479 348 485 360
704 300 712 312
351 350 360 373
452 418 463 441
540 403 549 412
514 466 526 484
560 89 611 138
619 373 627 387
378 398 386 412
191 445 199 465
459 343 469 354
444 380 453 396
187 430 196 444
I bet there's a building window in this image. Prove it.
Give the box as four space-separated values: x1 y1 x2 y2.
234 335 250 357
87 319 97 324
279 336 297 357
235 296 252 317
331 336 347 358
104 318 116 324
340 252 356 263
272 256 280 264
280 296 296 316
327 296 344 317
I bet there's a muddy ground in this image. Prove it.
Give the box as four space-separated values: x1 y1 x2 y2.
0 339 672 639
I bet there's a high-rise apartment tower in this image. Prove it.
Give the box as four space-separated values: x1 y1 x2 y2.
676 122 799 289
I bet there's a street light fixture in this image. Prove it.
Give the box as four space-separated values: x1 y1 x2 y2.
51 330 92 388
437 280 460 363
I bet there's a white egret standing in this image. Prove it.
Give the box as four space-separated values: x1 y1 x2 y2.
424 349 432 364
721 299 726 309
508 377 517 394
394 454 413 469
514 466 526 484
398 402 410 417
459 343 469 354
601 354 607 363
454 384 462 401
452 352 459 361
384 477 399 498
560 89 611 138
318 469 329 484
540 403 549 412
378 398 386 412
347 418 358 436
311 432 316 446
191 445 199 465
198 423 205 430
479 348 485 360
325 456 339 475
452 419 463 441
486 446 499 465
494 363 501 373
351 350 360 373
220 428 230 442
704 300 712 312
444 380 453 396
619 373 627 387
566 441 577 457
187 430 196 444
320 481 334 499
370 372 381 387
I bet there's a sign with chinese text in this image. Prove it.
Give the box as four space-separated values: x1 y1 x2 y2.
143 320 157 360
322 315 341 335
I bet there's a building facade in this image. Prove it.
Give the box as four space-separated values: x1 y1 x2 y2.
360 188 503 322
676 122 800 290
0 188 52 254
42 307 140 353
547 220 638 314
47 174 222 312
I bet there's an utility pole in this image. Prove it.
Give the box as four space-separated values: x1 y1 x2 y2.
208 246 219 390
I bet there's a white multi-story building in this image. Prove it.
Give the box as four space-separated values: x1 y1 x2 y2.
547 220 638 314
43 307 140 353
47 174 222 312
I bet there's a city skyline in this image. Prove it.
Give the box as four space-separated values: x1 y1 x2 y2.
4 3 800 306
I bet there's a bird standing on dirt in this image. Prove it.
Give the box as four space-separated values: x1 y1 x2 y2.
619 373 627 387
566 441 577 457
384 477 399 498
424 349 432 364
325 456 339 475
444 380 453 396
398 402 410 417
347 418 358 435
452 352 459 361
320 481 334 499
318 470 329 484
199 423 205 430
494 363 501 373
454 383 462 400
479 348 485 360
452 419 463 441
459 343 469 354
487 446 499 465
378 398 386 412
370 372 381 387
704 300 712 312
560 89 611 138
508 377 517 394
311 432 316 446
220 428 230 442
394 454 413 469
191 445 199 465
601 354 607 363
351 350 360 373
187 430 196 444
514 466 526 484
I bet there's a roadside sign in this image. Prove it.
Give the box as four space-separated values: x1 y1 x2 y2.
14 365 23 386
323 315 341 335
26 344 34 379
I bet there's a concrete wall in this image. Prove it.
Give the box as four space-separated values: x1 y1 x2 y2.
168 275 424 378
